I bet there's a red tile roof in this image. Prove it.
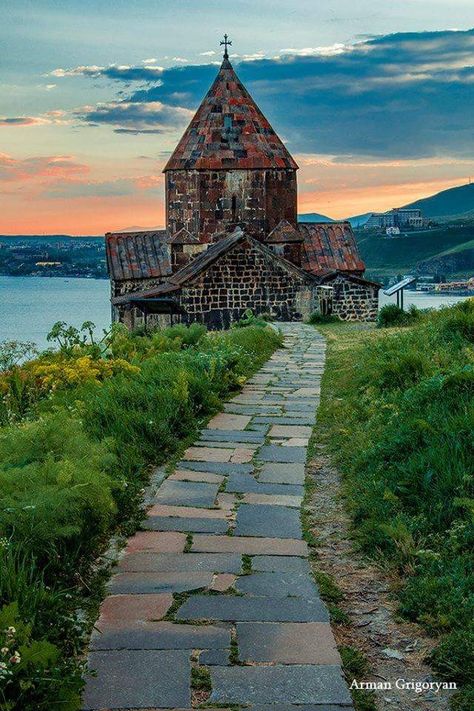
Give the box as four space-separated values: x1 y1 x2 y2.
164 58 298 172
105 230 172 280
298 222 366 275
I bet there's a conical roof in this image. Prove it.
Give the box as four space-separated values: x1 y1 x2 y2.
164 58 298 171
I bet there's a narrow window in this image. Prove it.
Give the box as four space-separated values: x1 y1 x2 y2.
231 195 237 221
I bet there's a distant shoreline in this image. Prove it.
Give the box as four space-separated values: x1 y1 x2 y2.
0 273 108 280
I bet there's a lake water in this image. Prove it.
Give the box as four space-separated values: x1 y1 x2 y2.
0 275 470 349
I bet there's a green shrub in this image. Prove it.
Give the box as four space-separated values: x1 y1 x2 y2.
309 312 341 324
377 303 421 328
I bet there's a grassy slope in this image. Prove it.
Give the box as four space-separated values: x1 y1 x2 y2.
316 306 474 710
356 224 474 276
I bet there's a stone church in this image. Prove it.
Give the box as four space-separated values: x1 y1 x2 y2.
106 47 379 330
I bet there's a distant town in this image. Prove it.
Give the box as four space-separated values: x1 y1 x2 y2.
0 235 107 278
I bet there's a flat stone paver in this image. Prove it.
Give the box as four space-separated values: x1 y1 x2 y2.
259 462 306 485
191 534 308 556
176 594 329 622
144 516 229 534
258 445 307 463
154 480 219 508
91 620 230 651
117 552 243 573
209 665 352 705
234 504 302 539
82 324 351 711
83 650 191 709
235 571 317 598
237 622 340 664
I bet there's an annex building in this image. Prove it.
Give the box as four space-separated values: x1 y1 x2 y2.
106 44 379 330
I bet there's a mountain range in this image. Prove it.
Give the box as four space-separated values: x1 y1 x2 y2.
298 183 474 227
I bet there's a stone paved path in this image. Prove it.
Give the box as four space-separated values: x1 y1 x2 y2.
83 323 353 711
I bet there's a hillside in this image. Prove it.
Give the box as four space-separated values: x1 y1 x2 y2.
403 182 474 218
298 212 333 223
356 224 474 277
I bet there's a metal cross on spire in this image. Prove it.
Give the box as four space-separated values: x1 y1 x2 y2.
220 34 232 59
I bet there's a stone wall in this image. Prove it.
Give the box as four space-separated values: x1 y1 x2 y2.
324 274 379 321
178 239 311 329
166 169 297 243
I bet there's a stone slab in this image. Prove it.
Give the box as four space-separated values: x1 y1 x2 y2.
241 493 303 508
200 429 264 443
207 413 251 430
147 504 227 519
124 531 186 554
252 555 312 573
209 664 351 705
183 446 232 462
179 460 253 475
258 462 305 485
91 620 230 651
199 648 230 665
236 622 340 664
234 504 302 539
258 445 307 463
170 470 224 484
249 706 353 711
144 516 229 534
154 480 219 508
235 571 317 598
253 416 315 426
108 571 213 594
226 472 304 497
117 553 243 573
83 650 191 709
198 440 257 450
224 403 282 415
270 424 313 438
176 595 329 622
191 534 308 556
94 594 173 633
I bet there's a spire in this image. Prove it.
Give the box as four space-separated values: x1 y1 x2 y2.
164 51 298 172
220 33 232 59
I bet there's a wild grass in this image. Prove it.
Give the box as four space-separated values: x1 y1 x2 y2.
0 321 281 709
316 300 474 710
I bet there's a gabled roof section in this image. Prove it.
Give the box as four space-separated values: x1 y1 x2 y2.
166 228 200 244
112 228 314 305
266 220 302 244
164 58 298 172
298 222 366 275
106 230 172 281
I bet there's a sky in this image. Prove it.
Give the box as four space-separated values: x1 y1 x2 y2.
1 0 473 234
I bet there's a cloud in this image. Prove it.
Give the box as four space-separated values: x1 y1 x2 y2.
50 30 474 158
50 64 164 81
74 101 192 132
0 117 45 127
0 154 89 181
0 111 69 127
125 29 474 159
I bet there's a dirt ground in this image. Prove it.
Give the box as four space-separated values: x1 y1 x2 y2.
307 444 454 711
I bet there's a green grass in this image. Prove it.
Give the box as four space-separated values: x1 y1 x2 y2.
0 322 282 709
316 301 474 709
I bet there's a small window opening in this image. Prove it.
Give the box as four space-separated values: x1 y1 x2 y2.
231 195 237 221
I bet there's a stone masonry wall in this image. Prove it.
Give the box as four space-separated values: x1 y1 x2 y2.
166 169 297 243
178 240 310 329
328 275 379 322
